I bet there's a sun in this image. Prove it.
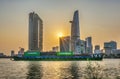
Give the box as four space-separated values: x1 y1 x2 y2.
57 32 63 38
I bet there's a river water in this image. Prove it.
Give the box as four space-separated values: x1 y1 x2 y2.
0 59 120 79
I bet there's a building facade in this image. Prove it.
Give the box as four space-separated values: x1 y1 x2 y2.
60 36 70 52
95 45 100 50
52 46 59 52
29 12 43 51
70 10 80 54
80 40 86 54
104 41 117 55
11 50 15 57
94 45 101 54
85 37 93 53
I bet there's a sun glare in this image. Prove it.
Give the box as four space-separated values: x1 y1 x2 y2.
58 32 63 37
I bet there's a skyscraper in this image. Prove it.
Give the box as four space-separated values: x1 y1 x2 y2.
80 40 86 54
85 37 93 53
94 45 101 54
11 50 15 57
104 41 117 54
70 10 80 54
60 36 70 52
109 41 117 49
29 12 43 51
95 45 100 50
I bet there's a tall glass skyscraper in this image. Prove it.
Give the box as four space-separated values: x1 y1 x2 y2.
29 12 43 51
59 36 70 52
85 37 93 53
70 10 80 54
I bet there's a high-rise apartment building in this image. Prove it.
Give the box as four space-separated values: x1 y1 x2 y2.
29 12 43 51
85 37 93 53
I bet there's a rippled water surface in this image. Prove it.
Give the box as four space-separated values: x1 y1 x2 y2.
0 59 120 79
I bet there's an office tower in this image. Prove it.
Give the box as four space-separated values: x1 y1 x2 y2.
11 50 15 57
60 36 70 52
109 41 117 49
104 41 117 54
52 46 59 52
95 45 100 50
104 42 112 54
70 10 80 54
85 37 93 53
0 53 5 57
74 39 81 54
19 48 24 54
94 45 101 54
80 40 86 54
29 12 43 51
112 49 120 56
104 41 117 50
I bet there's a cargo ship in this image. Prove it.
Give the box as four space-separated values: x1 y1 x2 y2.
12 51 103 61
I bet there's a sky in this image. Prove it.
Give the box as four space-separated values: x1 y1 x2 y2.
0 0 120 55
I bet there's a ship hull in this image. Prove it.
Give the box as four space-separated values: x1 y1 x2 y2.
13 55 103 61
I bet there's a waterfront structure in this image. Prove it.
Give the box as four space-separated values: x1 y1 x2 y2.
18 48 25 57
94 45 101 54
80 40 86 54
104 41 117 55
29 12 43 51
109 41 117 49
19 48 24 54
70 10 80 54
0 53 5 57
11 50 15 57
95 45 100 50
13 51 103 61
75 39 81 54
111 49 120 57
60 36 70 52
85 37 93 53
52 46 59 52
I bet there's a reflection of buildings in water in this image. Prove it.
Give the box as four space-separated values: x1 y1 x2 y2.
70 62 80 79
26 63 43 79
59 62 80 79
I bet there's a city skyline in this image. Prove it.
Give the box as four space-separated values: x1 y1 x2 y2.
0 0 120 55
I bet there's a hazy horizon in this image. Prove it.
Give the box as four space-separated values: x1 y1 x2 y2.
0 0 120 55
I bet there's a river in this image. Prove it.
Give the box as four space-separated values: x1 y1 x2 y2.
0 59 120 79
